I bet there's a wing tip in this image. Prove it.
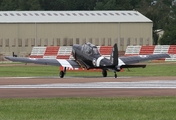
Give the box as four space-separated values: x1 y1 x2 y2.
5 56 11 60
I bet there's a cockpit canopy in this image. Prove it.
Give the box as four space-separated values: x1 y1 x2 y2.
82 42 100 55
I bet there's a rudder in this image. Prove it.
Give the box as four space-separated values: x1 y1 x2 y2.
110 43 118 65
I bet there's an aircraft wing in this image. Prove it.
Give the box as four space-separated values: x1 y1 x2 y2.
5 56 81 68
119 53 170 65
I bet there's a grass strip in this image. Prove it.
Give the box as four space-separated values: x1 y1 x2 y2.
0 97 176 120
0 63 176 77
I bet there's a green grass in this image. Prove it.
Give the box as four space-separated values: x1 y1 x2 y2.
0 63 176 77
0 97 176 120
1 63 176 120
118 63 176 77
0 65 60 77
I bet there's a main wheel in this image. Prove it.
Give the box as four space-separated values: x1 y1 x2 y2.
60 71 65 78
102 70 107 77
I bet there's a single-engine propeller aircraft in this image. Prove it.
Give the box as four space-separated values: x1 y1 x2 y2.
5 42 170 78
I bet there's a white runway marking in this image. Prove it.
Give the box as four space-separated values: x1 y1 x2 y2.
1 80 176 89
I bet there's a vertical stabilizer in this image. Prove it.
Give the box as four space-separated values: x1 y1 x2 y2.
110 43 118 65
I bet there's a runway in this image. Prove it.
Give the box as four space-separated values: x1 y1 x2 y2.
0 76 176 98
1 80 176 89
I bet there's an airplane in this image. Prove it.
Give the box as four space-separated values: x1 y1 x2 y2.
5 42 170 78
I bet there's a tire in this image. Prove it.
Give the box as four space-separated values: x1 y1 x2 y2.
102 70 107 77
60 71 65 78
115 73 117 78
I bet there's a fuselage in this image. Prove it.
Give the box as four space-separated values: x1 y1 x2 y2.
72 43 112 69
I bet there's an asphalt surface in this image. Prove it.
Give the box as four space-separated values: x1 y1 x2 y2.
0 76 176 98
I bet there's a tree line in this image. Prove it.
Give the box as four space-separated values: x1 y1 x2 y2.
0 0 176 45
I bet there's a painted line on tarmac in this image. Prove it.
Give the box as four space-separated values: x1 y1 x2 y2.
1 80 176 89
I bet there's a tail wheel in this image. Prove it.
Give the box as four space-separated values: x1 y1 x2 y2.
102 70 107 77
60 71 65 78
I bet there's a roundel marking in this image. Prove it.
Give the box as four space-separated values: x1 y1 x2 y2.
96 56 104 67
92 58 96 66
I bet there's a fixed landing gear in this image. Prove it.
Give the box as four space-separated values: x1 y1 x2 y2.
102 69 107 77
60 67 66 78
114 72 117 78
60 71 65 78
102 69 118 78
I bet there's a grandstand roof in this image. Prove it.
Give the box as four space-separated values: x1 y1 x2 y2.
0 11 152 23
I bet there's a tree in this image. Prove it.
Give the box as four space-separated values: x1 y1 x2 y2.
0 0 18 10
70 0 96 10
17 0 30 10
39 0 71 10
160 29 176 45
27 0 41 10
129 0 142 9
94 0 141 10
160 2 176 45
94 0 105 10
137 0 172 45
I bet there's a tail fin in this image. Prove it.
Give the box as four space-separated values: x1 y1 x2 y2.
110 43 118 65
